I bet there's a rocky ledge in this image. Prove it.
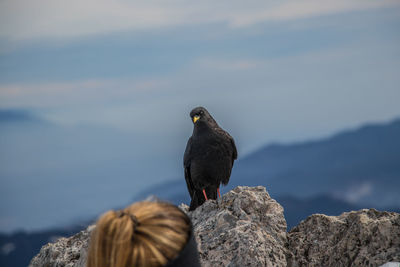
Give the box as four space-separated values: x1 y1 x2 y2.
29 186 400 267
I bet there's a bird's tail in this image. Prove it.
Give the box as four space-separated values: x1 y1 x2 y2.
189 186 218 211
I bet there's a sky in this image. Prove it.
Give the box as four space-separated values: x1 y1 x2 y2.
1 0 400 232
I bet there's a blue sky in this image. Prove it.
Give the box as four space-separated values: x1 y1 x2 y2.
1 0 400 232
1 1 399 149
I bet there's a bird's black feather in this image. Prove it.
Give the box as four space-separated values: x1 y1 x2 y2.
183 107 237 210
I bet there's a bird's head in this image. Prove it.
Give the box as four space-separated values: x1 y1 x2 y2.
190 106 212 125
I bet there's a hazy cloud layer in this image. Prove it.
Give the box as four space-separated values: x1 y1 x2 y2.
1 0 399 41
1 35 399 152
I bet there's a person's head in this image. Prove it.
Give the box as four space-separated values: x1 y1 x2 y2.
86 201 198 267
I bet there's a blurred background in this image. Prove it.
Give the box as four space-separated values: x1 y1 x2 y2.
1 1 400 266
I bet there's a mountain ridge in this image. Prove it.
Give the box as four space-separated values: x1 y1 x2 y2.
229 117 400 206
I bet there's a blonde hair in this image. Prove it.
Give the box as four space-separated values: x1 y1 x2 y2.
86 201 191 267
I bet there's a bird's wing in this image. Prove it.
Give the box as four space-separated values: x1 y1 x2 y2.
230 136 238 162
185 167 195 199
221 131 238 185
220 130 237 163
184 137 195 198
184 137 192 167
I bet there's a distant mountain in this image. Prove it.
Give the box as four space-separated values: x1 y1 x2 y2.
133 179 189 204
228 118 400 208
0 226 83 267
136 118 400 207
0 109 40 124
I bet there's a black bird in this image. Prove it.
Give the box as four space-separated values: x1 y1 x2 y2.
184 107 237 210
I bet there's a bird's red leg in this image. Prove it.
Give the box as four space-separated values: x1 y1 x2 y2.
202 189 208 200
217 188 221 198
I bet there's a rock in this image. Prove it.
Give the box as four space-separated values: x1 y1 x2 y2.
182 186 288 266
29 186 400 267
29 186 288 267
29 225 94 267
287 209 400 266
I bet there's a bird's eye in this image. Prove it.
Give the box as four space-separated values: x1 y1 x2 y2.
200 110 204 115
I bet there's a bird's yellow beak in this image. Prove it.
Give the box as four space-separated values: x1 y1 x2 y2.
193 115 200 123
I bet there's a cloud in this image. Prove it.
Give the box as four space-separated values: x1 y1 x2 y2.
1 243 16 256
338 182 373 203
1 0 398 41
0 79 164 109
196 58 261 71
1 35 400 135
0 109 40 124
0 78 168 127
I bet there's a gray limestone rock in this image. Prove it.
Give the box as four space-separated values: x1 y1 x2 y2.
181 186 288 267
287 208 400 267
29 225 94 267
29 186 288 267
29 186 400 267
